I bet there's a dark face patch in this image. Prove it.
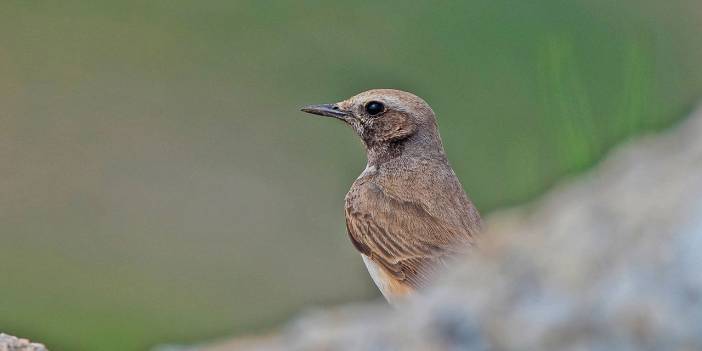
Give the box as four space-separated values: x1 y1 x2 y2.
363 110 416 146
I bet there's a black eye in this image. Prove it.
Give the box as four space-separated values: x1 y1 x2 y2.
365 101 385 116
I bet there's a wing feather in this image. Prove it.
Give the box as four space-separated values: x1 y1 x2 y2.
345 180 477 290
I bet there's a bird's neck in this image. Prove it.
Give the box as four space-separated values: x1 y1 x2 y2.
365 142 405 166
365 133 447 167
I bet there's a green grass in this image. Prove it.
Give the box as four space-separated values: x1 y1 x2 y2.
0 1 700 350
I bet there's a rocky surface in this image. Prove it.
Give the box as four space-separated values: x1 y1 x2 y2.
0 334 47 351
193 105 702 351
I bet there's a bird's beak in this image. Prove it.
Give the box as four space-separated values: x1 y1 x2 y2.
300 103 350 120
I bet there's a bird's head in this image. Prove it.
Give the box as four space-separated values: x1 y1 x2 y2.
301 89 445 164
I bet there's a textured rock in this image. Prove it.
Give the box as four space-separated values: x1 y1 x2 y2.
0 334 47 351
194 106 702 351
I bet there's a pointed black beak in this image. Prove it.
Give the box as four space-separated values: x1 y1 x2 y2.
300 104 350 119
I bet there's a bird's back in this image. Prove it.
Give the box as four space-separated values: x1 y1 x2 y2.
344 156 480 302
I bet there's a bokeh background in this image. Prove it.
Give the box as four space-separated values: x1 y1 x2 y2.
1 1 701 350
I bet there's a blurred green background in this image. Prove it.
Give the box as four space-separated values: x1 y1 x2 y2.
1 1 701 350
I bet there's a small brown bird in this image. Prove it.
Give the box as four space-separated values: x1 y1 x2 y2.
301 89 481 304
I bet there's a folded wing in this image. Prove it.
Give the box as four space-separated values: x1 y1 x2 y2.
345 181 477 290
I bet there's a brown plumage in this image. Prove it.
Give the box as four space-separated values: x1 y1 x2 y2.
301 89 481 304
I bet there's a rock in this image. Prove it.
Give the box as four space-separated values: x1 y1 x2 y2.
195 105 702 351
0 334 47 351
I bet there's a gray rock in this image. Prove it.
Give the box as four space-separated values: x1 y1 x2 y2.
0 334 47 351
198 105 702 351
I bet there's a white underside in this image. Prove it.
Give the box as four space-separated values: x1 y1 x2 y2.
361 254 393 301
357 163 377 180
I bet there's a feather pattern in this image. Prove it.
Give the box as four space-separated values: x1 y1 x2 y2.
345 156 480 295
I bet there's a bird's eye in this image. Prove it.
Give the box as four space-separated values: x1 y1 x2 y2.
365 101 385 116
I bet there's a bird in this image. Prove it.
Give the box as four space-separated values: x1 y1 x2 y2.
301 89 481 305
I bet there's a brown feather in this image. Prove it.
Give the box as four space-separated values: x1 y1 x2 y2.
345 155 480 292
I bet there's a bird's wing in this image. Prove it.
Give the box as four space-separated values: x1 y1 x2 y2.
345 182 476 290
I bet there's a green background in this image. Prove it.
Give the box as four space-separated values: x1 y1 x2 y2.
1 1 700 350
